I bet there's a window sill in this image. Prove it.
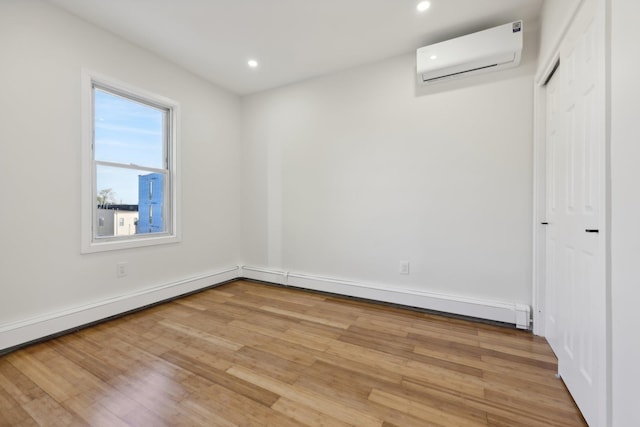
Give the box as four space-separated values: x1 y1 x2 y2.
81 233 180 254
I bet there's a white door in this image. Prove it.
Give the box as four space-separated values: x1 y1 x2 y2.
544 0 607 425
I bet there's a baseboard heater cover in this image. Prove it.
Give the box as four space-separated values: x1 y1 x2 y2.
0 266 240 353
240 266 530 329
0 265 531 352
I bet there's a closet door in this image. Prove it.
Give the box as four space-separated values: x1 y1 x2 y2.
544 0 607 425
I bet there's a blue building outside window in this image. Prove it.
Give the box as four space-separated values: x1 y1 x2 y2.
138 173 163 234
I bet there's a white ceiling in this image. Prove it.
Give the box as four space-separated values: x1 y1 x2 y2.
47 0 544 95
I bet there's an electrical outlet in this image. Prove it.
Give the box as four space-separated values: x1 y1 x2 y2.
116 262 128 278
399 261 410 275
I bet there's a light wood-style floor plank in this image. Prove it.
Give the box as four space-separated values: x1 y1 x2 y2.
0 280 586 426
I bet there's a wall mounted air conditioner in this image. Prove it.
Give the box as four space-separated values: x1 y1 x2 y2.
417 20 523 85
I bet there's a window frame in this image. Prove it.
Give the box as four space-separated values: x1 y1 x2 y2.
81 70 180 253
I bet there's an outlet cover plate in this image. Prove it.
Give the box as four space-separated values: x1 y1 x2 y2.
399 261 410 275
116 262 128 278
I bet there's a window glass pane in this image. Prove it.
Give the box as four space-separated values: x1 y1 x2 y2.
94 88 165 169
96 164 167 237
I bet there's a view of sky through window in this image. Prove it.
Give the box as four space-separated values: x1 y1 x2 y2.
94 88 165 204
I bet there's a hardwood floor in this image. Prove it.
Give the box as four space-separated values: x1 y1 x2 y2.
0 280 586 426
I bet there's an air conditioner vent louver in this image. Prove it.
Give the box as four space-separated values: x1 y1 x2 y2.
423 63 499 83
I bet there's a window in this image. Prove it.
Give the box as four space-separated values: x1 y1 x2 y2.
81 71 179 253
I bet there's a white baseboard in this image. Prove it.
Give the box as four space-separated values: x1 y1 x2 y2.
0 266 240 352
241 266 530 329
240 266 288 285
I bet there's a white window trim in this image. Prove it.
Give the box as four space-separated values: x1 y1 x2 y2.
81 69 181 253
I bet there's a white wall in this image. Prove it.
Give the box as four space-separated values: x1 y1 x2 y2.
242 33 538 308
0 0 241 342
610 0 640 425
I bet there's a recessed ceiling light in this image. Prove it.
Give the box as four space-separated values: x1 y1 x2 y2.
247 59 258 68
416 1 431 12
430 55 437 60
